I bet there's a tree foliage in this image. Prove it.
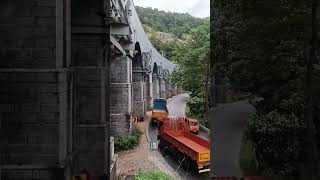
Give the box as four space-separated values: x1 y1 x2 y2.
136 6 205 60
169 19 210 119
136 6 203 38
212 0 319 177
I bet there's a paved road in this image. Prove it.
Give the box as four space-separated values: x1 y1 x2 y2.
149 93 210 180
209 101 256 177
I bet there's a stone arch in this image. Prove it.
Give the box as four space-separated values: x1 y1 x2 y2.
152 62 158 75
132 42 142 70
152 62 160 99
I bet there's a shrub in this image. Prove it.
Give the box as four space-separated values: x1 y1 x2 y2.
135 170 172 180
187 95 204 117
114 124 143 152
246 111 304 176
186 95 209 127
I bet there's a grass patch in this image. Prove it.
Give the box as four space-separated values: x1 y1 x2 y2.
239 136 258 175
135 170 173 180
114 124 143 152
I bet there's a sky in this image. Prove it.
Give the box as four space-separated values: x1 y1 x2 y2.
133 0 210 18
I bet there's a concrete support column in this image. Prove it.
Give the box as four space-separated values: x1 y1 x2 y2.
132 71 144 119
110 55 132 137
160 78 166 98
152 74 160 101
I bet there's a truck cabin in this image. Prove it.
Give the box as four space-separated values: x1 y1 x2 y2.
153 98 168 113
185 117 199 133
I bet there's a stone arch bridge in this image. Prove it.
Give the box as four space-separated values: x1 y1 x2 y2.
110 0 177 136
0 0 179 179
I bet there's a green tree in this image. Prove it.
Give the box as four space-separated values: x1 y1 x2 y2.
169 19 210 119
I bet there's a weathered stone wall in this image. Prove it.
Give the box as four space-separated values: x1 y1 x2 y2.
132 71 144 119
110 55 132 136
165 82 172 98
144 74 152 108
160 78 166 98
0 0 69 178
0 0 57 69
71 0 109 177
152 74 160 101
0 0 110 179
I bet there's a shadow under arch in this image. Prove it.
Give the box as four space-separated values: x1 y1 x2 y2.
133 42 142 70
152 62 158 75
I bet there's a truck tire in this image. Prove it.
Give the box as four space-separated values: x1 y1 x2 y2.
151 119 156 127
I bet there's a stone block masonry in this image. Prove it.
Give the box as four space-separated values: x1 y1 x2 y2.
152 74 160 101
144 74 152 108
0 0 111 179
132 71 145 119
110 55 133 137
160 78 166 99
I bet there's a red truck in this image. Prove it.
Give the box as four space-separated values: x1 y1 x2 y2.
158 117 210 173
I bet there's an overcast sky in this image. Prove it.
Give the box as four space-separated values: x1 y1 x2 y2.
133 0 210 18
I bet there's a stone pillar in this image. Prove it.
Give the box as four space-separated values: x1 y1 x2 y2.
110 55 132 137
144 73 152 109
132 70 144 119
0 0 71 178
165 82 172 98
160 78 166 98
152 74 160 100
171 85 177 96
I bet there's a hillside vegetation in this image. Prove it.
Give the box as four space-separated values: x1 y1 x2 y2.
136 6 203 39
136 6 204 60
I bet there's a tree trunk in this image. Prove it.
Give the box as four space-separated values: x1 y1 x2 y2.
304 0 318 179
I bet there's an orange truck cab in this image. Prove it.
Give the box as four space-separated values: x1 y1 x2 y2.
151 98 168 127
185 117 200 134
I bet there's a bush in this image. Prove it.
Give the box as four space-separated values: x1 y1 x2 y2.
186 95 209 127
246 111 304 176
239 137 258 175
135 170 172 180
187 95 204 117
114 124 143 152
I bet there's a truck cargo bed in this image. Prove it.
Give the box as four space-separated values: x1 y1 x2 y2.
158 117 210 172
174 136 209 152
160 130 210 162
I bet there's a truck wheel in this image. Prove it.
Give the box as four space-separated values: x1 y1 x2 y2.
151 120 156 127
